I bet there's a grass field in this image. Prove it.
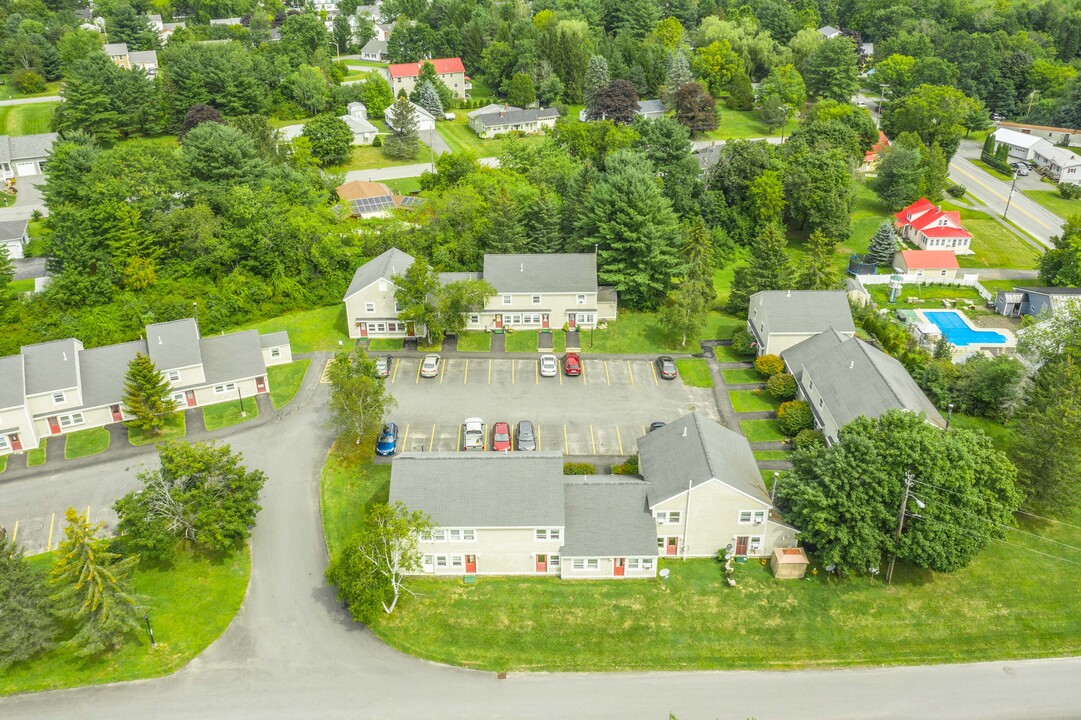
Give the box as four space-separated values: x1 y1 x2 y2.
713 344 752 362
0 454 6 473
329 144 425 172
729 389 780 412
26 439 46 466
203 397 259 431
7 277 33 295
753 449 791 461
937 202 1041 269
1 547 250 696
63 427 111 459
0 102 57 135
128 412 186 446
455 331 491 352
722 367 763 384
949 414 1014 452
972 158 1013 181
368 338 404 351
866 283 993 313
582 311 741 354
436 115 543 158
320 443 391 559
674 358 713 388
230 305 349 353
506 330 565 353
267 359 310 409
1022 189 1081 221
0 78 61 100
383 176 422 194
700 107 799 141
739 419 785 442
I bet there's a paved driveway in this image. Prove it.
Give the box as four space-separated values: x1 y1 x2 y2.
0 173 46 221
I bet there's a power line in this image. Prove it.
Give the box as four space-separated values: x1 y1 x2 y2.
911 495 1081 556
910 478 1081 532
911 514 1081 569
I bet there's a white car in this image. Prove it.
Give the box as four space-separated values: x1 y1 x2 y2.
539 354 558 377
462 417 485 451
419 354 441 378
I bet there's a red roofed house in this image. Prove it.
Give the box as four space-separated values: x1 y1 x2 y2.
860 131 889 173
384 58 469 99
893 249 960 283
894 198 973 255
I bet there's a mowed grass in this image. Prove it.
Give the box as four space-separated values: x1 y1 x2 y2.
63 427 111 459
1022 189 1081 221
583 311 741 354
949 414 1014 452
739 419 785 442
674 358 713 387
700 107 799 141
936 202 1040 269
722 367 763 385
329 144 426 172
1 547 250 696
383 176 422 194
455 330 491 352
506 330 566 353
753 449 792 461
866 283 993 313
730 389 780 412
230 305 349 353
202 396 259 431
0 454 7 473
971 158 1013 181
367 338 404 351
128 412 186 446
26 439 46 466
0 78 61 100
7 277 33 295
0 102 57 135
320 442 392 559
267 359 310 409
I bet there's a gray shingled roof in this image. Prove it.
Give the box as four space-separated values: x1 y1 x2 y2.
103 42 128 55
0 219 28 240
129 50 158 65
0 355 25 409
145 319 203 371
0 133 58 163
344 247 415 299
560 478 658 557
468 103 521 120
749 290 855 335
361 38 386 54
79 340 145 409
389 452 566 527
637 412 770 506
472 107 559 128
260 331 290 348
782 329 945 435
437 271 482 285
1015 286 1081 296
342 114 378 135
20 338 81 395
483 253 598 294
637 99 666 115
200 331 266 384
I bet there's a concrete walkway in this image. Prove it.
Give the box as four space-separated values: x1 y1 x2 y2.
0 95 61 106
343 156 499 182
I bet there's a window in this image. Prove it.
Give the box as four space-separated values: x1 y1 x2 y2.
749 536 762 554
628 558 640 570
502 295 512 305
58 412 85 428
270 347 281 358
168 370 181 382
573 559 584 570
656 511 680 524
657 538 664 548
449 529 461 541
451 555 463 568
0 435 8 451
436 555 448 567
535 528 560 541
420 531 433 541
423 555 433 569
576 294 586 304
739 511 752 524
171 392 185 403
432 529 446 542
365 302 375 313
940 270 948 277
642 558 654 571
668 511 681 524
739 510 765 524
586 559 598 570
550 554 560 567
549 528 560 541
462 529 475 541
531 295 541 305
52 392 65 404
469 314 480 324
214 383 236 394
394 301 401 313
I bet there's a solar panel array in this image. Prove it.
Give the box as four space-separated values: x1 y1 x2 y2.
399 195 424 207
350 195 395 214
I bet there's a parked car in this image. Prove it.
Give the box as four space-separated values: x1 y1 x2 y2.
516 420 536 451
656 355 677 380
649 421 666 432
375 422 398 456
462 417 485 451
562 352 582 376
375 355 391 378
539 354 559 377
1015 164 1030 176
492 421 512 452
991 112 1005 121
420 354 441 378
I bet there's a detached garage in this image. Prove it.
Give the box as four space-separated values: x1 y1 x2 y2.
0 219 29 259
0 132 58 180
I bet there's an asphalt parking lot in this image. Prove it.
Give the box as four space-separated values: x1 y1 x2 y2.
380 355 719 456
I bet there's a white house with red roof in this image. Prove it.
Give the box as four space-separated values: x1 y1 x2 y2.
892 249 960 283
384 57 469 99
894 198 973 255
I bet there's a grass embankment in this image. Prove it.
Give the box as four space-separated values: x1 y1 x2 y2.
0 102 57 135
128 412 186 447
230 305 349 353
202 397 259 431
267 359 310 409
63 428 111 459
722 367 763 385
937 202 1041 269
1022 189 1081 221
583 311 741 354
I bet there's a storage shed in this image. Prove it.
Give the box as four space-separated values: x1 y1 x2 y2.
770 547 810 579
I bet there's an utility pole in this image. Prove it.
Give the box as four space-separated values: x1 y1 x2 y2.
1002 169 1018 219
885 472 914 585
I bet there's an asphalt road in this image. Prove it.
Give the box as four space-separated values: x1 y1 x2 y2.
3 366 1081 718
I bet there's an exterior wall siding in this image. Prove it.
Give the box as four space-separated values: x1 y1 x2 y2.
167 363 206 388
191 376 261 408
345 280 407 339
26 388 84 416
418 527 562 575
653 481 775 558
262 345 293 366
0 404 37 456
560 556 657 579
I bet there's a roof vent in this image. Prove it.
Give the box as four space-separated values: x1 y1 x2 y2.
520 263 524 272
682 427 687 437
786 289 791 298
849 360 854 369
62 351 67 361
158 335 163 345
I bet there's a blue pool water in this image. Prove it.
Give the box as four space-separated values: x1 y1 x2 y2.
923 310 1008 347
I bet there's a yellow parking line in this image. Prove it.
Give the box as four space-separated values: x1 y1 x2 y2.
488 359 492 384
85 506 91 522
559 369 563 385
429 424 436 452
464 359 469 384
535 362 539 384
582 363 587 385
537 425 542 450
616 426 623 455
11 520 17 545
47 512 54 551
642 424 646 437
590 425 596 454
563 425 569 454
650 362 659 385
483 424 488 449
439 360 446 383
391 358 400 383
415 360 422 383
627 360 635 386
402 423 410 449
605 361 611 386
511 361 515 384
456 424 461 452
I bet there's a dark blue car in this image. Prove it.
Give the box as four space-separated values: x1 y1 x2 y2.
376 423 398 456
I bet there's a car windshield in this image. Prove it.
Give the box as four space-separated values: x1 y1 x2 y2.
519 426 533 438
495 432 509 441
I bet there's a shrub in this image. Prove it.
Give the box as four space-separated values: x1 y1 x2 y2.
1059 182 1081 200
563 462 596 475
946 183 967 199
372 135 383 147
766 372 797 400
794 428 825 451
777 400 814 435
754 354 785 378
13 69 45 94
730 327 756 356
612 454 639 475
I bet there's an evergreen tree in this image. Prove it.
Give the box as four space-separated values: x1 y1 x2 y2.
583 55 610 111
726 223 792 314
525 189 564 253
0 537 58 668
867 220 900 266
121 353 180 435
52 55 123 144
505 72 537 108
663 50 693 104
871 144 924 210
384 97 420 159
414 80 444 118
411 61 454 113
757 94 789 133
804 37 860 102
919 142 949 201
49 509 141 657
0 244 13 291
683 215 715 294
798 230 839 290
726 71 755 110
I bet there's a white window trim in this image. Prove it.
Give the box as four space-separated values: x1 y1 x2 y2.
214 382 237 394
365 302 376 313
52 391 65 404
502 294 512 305
0 435 8 450
586 558 598 570
168 370 181 382
531 294 541 305
572 559 584 570
270 347 281 358
576 294 586 304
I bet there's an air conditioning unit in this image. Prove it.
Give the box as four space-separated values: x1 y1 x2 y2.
753 520 763 525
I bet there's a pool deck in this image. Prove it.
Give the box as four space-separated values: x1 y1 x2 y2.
916 309 1017 356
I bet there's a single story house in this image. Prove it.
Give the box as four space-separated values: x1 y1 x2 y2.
0 319 292 458
469 107 559 138
0 219 29 259
360 38 387 61
780 328 945 444
145 15 184 39
340 102 378 145
209 17 243 25
818 25 842 38
894 198 973 254
336 180 420 219
893 250 960 283
994 286 1081 317
996 121 1081 147
992 127 1047 161
578 99 667 122
0 133 57 179
385 57 468 99
747 290 856 356
469 103 519 120
1031 142 1081 184
384 101 436 133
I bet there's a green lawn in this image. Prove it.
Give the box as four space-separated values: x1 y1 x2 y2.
467 77 494 99
739 419 786 442
1022 189 1081 221
730 389 781 412
722 367 763 384
505 330 566 353
26 439 46 466
753 449 792 461
674 358 714 388
840 181 894 268
267 359 310 409
950 414 1014 452
436 114 545 158
972 158 1014 181
63 427 111 459
582 311 741 354
0 78 61 100
329 144 427 172
866 283 993 313
455 331 491 352
417 340 443 352
202 397 259 431
7 277 33 295
383 176 422 195
0 102 57 135
713 344 752 362
368 338 404 351
937 202 1040 269
128 412 187 446
320 443 392 559
230 305 349 353
700 107 799 141
0 454 6 473
977 278 1025 295
2 546 249 696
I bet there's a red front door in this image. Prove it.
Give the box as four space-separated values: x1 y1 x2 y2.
110 404 122 422
185 390 197 408
665 537 678 556
47 416 60 434
465 555 476 573
614 558 625 576
536 554 547 573
735 536 749 556
542 313 549 329
359 322 368 338
256 376 266 393
494 314 503 329
8 433 22 452
568 313 576 329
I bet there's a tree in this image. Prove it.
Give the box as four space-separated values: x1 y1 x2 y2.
411 61 454 113
633 116 702 218
177 104 223 142
384 97 420 159
784 144 853 239
577 150 682 310
394 258 441 343
881 84 978 161
588 80 640 124
359 73 395 116
327 347 397 446
660 217 715 346
727 223 793 314
505 73 537 108
777 400 814 435
121 353 179 435
332 14 354 55
746 170 785 225
652 17 685 49
0 537 58 668
673 82 717 134
726 71 755 110
663 50 694 104
798 230 839 290
414 81 444 118
326 501 431 621
766 372 797 400
871 144 924 210
867 220 900 266
1038 218 1081 288
0 245 13 296
777 411 1022 576
1018 298 1081 364
436 278 497 340
757 93 788 133
51 55 124 144
919 142 949 202
804 37 859 102
693 40 743 97
114 441 267 560
289 65 330 116
49 509 141 657
583 55 610 110
661 279 709 347
181 122 267 190
757 64 807 108
754 354 786 377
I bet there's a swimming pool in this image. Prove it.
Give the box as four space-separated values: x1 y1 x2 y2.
922 310 1009 347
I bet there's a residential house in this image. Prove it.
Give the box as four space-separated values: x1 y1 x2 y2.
103 43 159 75
780 328 945 444
860 131 889 173
818 25 842 38
343 247 416 339
336 180 420 220
893 250 960 284
992 127 1046 162
0 319 292 458
0 133 57 179
360 38 387 61
469 103 519 119
384 101 436 132
996 121 1081 147
372 22 393 41
468 107 559 138
577 99 667 122
0 219 29 260
747 290 856 356
994 286 1081 317
1031 142 1081 184
384 58 468 99
340 102 378 145
355 4 381 19
894 198 973 254
210 17 243 25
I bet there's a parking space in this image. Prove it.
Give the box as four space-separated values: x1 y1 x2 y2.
2 506 116 556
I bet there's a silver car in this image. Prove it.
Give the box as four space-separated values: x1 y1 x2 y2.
516 420 536 451
374 355 390 378
539 354 558 377
420 354 441 378
462 417 485 451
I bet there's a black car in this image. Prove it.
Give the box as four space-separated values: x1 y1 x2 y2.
515 420 537 451
656 356 677 380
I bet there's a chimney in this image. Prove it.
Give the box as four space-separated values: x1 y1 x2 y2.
499 106 505 118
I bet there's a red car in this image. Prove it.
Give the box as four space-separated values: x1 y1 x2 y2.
562 352 582 376
492 421 512 452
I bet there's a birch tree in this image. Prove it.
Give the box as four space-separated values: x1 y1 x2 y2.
327 347 397 445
